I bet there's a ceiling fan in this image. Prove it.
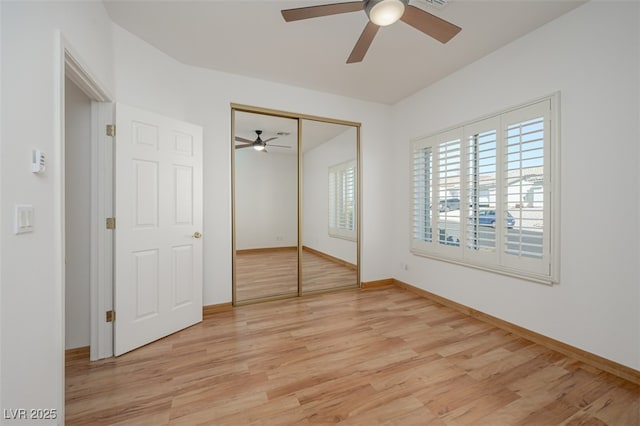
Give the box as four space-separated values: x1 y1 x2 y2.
235 130 291 152
281 0 461 63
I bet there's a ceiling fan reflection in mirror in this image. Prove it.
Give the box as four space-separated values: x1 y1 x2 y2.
281 0 461 64
235 130 291 152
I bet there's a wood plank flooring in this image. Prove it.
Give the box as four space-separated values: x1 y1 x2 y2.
66 287 639 425
235 248 357 302
300 248 357 293
235 248 298 301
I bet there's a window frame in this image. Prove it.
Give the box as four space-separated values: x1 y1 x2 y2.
410 93 560 284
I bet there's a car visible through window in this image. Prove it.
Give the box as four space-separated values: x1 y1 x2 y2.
438 198 460 212
469 210 516 228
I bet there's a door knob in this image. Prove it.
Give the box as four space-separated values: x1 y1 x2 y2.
193 232 202 239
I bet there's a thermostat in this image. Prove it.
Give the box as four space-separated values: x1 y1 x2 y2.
32 150 45 173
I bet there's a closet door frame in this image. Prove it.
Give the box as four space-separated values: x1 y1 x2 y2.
231 103 361 305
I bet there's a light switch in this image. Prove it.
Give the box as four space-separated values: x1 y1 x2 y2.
15 205 34 234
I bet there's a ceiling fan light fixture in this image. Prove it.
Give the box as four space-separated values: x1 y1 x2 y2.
366 0 407 26
253 143 265 151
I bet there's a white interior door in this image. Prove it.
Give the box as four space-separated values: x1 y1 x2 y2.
114 103 203 356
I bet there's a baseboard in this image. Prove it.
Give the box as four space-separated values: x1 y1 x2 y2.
203 302 233 319
392 279 640 386
361 278 395 289
236 246 296 255
65 346 90 362
302 246 357 270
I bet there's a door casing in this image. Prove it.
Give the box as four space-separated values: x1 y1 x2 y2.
57 33 114 420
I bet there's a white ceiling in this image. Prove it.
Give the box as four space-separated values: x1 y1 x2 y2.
103 0 584 105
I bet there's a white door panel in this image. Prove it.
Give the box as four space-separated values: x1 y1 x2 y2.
115 104 203 356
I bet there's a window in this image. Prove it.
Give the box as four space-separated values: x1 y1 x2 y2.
411 95 559 283
329 160 356 241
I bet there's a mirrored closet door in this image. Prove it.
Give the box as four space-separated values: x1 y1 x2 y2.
301 119 358 293
232 106 360 305
233 110 299 303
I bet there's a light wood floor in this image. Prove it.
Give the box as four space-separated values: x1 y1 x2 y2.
66 287 639 425
235 248 357 302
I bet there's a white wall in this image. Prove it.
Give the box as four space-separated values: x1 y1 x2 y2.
303 127 357 264
64 78 91 350
1 0 115 418
390 1 640 370
235 150 297 250
638 0 640 369
111 24 394 305
3 0 637 420
0 0 4 414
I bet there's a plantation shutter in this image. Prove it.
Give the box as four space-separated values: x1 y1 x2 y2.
501 100 550 276
328 160 356 240
436 133 462 249
411 142 433 250
410 94 558 283
463 116 500 263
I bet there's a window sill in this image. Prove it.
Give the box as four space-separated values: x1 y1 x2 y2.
410 248 557 286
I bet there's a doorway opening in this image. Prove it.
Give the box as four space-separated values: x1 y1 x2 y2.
59 40 114 420
64 76 92 357
61 43 115 363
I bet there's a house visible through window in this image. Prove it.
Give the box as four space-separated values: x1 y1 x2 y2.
329 160 356 241
411 94 559 283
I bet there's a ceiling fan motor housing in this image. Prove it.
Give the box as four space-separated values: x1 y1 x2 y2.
253 130 266 150
365 0 409 26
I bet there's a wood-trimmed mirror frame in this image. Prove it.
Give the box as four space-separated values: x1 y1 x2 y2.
231 103 361 305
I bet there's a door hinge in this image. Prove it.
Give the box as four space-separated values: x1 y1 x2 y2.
106 310 115 323
106 217 116 230
106 124 116 137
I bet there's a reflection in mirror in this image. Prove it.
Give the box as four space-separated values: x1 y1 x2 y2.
302 120 358 293
233 111 298 303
